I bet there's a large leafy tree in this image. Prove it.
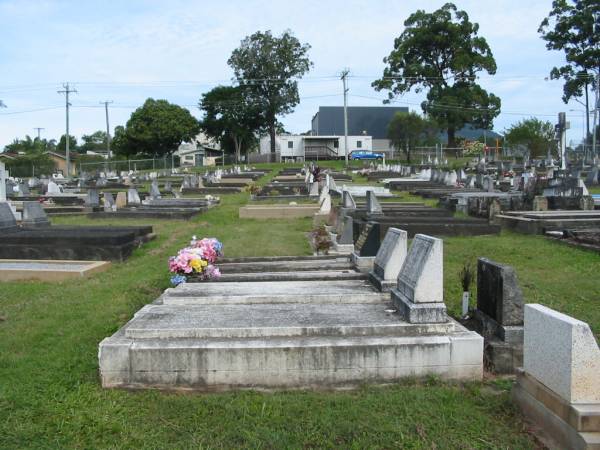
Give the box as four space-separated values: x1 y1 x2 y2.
504 118 557 158
199 86 261 162
387 112 438 163
539 0 600 139
372 3 501 148
114 99 200 158
228 30 312 156
57 134 78 153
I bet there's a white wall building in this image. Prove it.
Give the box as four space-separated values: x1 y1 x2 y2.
259 134 372 161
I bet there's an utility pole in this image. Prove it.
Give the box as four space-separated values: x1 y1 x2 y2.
592 70 599 160
341 69 350 166
100 100 113 158
33 127 44 140
57 82 77 178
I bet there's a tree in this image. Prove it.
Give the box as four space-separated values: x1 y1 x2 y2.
539 0 599 139
372 3 501 149
114 99 200 158
199 86 261 162
387 112 438 162
504 118 557 158
228 30 312 157
79 130 108 154
57 134 78 153
5 135 56 154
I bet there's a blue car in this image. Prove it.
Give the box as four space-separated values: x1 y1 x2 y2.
350 150 384 160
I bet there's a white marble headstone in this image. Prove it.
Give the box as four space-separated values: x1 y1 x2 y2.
396 234 443 304
523 304 600 404
373 228 407 281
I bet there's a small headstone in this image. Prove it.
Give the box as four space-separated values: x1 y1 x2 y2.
308 181 319 197
21 201 50 227
337 215 354 245
366 191 383 215
47 181 61 195
164 181 172 192
85 189 100 207
115 192 127 209
103 192 116 212
370 227 408 291
342 190 356 209
391 234 446 323
477 258 523 327
17 183 30 196
127 188 141 205
318 194 331 214
0 202 18 232
150 181 161 199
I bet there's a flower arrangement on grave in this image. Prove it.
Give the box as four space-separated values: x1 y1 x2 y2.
168 236 223 286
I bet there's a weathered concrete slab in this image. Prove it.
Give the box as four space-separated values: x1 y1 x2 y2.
162 280 387 305
0 259 110 282
239 204 320 219
124 303 456 339
212 270 366 282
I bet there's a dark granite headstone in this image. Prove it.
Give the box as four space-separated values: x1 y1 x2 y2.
355 221 381 257
477 258 523 326
22 202 50 227
0 202 17 232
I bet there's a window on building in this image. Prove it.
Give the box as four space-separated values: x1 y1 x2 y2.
288 141 294 149
333 140 339 148
185 155 194 161
357 140 362 148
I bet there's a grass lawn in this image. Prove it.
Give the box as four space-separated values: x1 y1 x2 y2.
1 167 597 448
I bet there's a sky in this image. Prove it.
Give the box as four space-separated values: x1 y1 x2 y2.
0 0 593 150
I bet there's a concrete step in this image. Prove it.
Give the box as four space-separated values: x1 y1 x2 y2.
100 326 483 390
161 280 387 305
124 303 456 339
211 270 366 282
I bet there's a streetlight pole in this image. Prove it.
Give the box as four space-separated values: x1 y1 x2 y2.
340 69 350 166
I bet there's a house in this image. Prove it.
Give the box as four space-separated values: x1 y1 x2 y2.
45 151 77 176
311 105 502 154
311 106 408 154
258 134 372 161
175 133 221 167
0 152 18 161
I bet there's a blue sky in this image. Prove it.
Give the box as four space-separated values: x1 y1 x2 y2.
0 0 591 149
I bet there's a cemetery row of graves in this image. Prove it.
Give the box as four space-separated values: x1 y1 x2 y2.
0 157 599 448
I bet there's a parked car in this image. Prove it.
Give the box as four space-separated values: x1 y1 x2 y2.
349 150 384 160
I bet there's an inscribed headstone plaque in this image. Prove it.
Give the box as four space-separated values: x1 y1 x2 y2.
354 221 381 257
373 228 408 281
397 234 443 303
477 258 523 326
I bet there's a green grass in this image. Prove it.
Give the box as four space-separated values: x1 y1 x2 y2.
2 166 598 448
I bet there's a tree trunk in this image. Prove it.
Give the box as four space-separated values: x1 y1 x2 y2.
269 120 276 163
233 136 242 164
447 128 456 152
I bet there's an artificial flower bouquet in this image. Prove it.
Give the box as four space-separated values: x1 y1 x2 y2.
168 236 223 286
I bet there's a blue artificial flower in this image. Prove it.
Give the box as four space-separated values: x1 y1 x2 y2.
170 274 187 286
